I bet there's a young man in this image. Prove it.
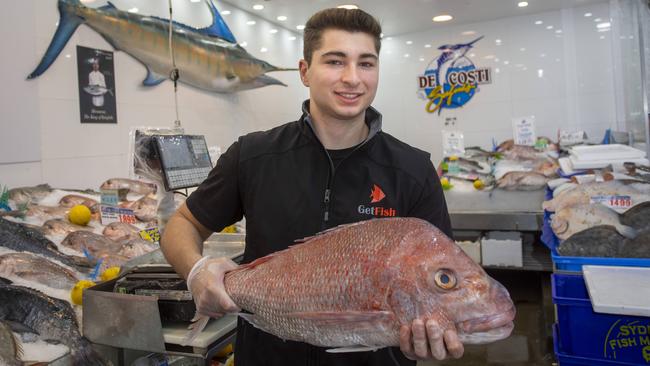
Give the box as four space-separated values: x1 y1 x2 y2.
161 8 463 365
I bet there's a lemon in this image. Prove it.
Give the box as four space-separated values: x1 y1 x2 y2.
221 225 237 233
216 343 234 358
473 179 485 190
440 177 453 190
68 205 91 226
100 267 121 282
71 279 96 305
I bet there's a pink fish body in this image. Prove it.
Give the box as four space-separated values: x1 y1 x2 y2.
223 218 515 350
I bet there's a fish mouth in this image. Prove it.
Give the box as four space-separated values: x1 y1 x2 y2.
456 305 516 334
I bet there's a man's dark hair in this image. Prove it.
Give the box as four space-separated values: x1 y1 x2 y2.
303 8 382 65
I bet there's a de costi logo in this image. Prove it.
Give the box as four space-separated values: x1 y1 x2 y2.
418 36 492 114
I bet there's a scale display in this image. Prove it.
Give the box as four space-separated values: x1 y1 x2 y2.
154 135 212 190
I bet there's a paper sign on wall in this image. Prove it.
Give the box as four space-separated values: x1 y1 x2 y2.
512 116 537 146
442 130 465 157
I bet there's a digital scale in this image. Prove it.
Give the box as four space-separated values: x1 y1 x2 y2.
153 134 213 191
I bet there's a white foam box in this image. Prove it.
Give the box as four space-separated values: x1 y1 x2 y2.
456 240 481 264
481 231 523 267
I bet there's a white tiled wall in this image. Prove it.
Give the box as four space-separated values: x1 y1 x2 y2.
0 1 644 189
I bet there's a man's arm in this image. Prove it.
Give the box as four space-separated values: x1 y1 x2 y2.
161 203 212 279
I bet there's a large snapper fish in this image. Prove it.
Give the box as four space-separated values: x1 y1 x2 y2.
189 218 516 349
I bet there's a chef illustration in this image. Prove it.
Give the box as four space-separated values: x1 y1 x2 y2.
87 59 106 107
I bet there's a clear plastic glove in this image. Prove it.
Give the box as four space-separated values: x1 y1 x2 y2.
187 256 241 317
399 319 464 361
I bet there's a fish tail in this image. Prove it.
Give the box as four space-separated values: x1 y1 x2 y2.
72 338 108 366
180 313 210 346
616 224 637 239
27 0 85 79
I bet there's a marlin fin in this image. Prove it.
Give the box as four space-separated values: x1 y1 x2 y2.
197 0 237 43
142 68 167 87
27 0 85 79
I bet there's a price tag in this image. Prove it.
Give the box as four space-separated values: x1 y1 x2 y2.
512 116 537 146
100 205 137 225
139 227 161 244
590 195 633 210
101 189 119 207
559 130 586 146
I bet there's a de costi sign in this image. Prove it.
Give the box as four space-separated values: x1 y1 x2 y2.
418 36 492 114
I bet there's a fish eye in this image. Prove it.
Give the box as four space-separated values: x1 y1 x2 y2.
434 269 456 290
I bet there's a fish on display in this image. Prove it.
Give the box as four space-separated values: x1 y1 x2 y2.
0 218 91 270
61 231 124 258
59 194 99 212
0 252 79 290
534 159 559 178
42 218 92 236
445 156 491 175
7 184 52 205
103 222 142 241
117 238 157 259
550 204 637 240
187 218 516 349
0 321 22 366
100 178 157 196
496 172 549 191
557 225 625 258
0 284 107 365
464 146 500 162
542 180 650 212
620 201 650 230
128 196 158 222
25 204 70 219
29 0 296 93
619 228 650 258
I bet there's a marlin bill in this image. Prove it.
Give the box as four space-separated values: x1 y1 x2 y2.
28 0 296 93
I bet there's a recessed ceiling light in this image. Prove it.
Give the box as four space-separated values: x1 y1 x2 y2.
555 29 562 34
503 60 510 65
338 5 359 9
296 25 305 30
406 41 413 45
597 22 611 29
385 37 393 41
594 18 602 22
253 4 264 10
277 15 287 21
190 0 201 2
404 54 410 58
461 30 476 36
584 12 592 17
240 41 248 47
433 15 453 22
246 20 256 25
520 47 526 51
260 47 268 53
221 10 231 15
484 55 495 59
128 7 138 13
419 57 425 62
599 35 605 39
270 29 278 34
494 58 500 62
546 25 554 30
288 36 296 41
518 2 528 7
65 54 71 58
424 44 432 48
538 69 544 78
535 20 543 25
495 39 502 45
495 68 500 73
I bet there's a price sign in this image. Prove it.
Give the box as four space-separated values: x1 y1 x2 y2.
140 227 161 244
590 195 633 211
100 205 137 225
512 116 537 146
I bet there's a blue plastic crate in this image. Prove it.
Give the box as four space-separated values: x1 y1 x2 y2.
553 325 642 366
552 274 650 364
541 209 650 272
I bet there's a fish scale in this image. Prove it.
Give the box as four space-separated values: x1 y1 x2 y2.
221 217 515 350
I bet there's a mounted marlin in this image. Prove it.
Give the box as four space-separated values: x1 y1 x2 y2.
28 0 296 93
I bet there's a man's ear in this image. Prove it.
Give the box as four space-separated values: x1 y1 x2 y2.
299 59 309 87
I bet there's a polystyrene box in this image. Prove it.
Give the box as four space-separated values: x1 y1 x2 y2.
481 231 523 267
456 240 481 264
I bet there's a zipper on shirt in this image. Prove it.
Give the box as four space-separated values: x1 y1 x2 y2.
323 188 331 223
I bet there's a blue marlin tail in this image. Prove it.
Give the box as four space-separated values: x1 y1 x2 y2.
28 0 83 79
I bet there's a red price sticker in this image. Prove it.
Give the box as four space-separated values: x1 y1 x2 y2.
590 195 632 210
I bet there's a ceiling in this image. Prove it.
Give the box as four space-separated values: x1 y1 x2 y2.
221 0 609 37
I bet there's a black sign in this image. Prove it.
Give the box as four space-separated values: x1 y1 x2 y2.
77 46 117 123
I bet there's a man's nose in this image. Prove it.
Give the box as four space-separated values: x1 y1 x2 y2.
341 64 361 86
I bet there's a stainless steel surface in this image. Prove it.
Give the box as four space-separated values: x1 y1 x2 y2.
450 211 544 231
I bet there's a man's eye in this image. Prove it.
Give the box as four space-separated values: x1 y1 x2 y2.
326 60 343 65
360 62 375 68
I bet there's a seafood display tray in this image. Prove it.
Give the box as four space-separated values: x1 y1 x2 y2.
552 274 650 365
553 325 640 366
541 211 650 272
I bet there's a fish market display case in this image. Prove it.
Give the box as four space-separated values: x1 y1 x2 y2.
83 233 245 365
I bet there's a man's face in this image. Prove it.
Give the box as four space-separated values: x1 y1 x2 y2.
299 29 379 123
92 62 99 71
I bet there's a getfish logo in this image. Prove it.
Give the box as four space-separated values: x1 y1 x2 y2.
358 184 396 217
418 36 492 114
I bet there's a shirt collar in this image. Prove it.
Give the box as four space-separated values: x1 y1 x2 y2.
300 100 382 142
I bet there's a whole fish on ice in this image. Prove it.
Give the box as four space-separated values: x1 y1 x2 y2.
28 0 296 93
186 218 515 350
543 180 650 212
0 252 79 290
550 203 637 240
0 321 22 366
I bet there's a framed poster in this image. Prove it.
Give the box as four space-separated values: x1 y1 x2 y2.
76 45 117 123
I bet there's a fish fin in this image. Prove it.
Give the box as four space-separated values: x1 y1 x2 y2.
254 75 287 87
326 346 380 353
142 68 167 87
180 313 210 346
294 221 369 244
3 320 39 335
616 225 637 239
12 329 24 360
285 310 395 325
27 1 85 79
197 0 237 43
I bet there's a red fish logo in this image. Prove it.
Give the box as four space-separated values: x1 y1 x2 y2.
370 184 385 203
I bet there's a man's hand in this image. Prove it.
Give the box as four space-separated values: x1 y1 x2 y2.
187 256 241 318
399 318 464 361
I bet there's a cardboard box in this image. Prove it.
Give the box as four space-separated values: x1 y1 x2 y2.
481 231 523 267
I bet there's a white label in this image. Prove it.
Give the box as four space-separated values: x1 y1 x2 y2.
442 130 465 157
559 130 586 145
590 195 633 210
100 189 119 207
100 205 137 225
512 116 537 146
